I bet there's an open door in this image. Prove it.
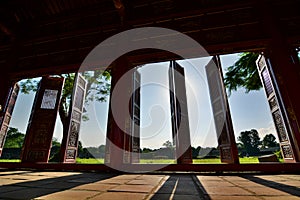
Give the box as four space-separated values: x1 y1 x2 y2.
256 55 300 162
123 68 141 164
206 56 239 164
21 76 64 162
0 83 19 156
169 61 193 164
60 73 87 163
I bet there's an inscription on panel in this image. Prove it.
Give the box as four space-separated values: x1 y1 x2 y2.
262 69 274 97
220 147 231 160
257 56 266 71
4 115 10 124
72 110 82 121
66 149 76 159
269 97 277 111
281 145 294 159
7 92 18 114
41 89 58 109
74 87 84 110
273 110 288 142
78 76 86 88
0 125 8 147
68 121 79 147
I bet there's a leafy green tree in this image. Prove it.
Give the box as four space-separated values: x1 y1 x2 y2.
224 52 261 95
224 51 300 94
162 140 174 148
191 146 201 159
3 127 25 148
262 134 278 149
238 129 261 156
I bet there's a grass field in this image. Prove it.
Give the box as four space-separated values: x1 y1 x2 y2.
0 157 282 164
76 157 261 164
0 159 21 162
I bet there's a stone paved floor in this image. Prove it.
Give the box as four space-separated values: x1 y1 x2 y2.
0 170 299 199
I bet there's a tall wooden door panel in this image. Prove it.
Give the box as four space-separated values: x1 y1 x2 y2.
60 73 87 163
206 56 239 164
0 83 19 156
257 55 299 162
21 76 64 163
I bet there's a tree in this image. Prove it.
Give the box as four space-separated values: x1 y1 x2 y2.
238 129 261 156
191 146 201 159
3 127 25 148
162 140 173 148
262 134 278 149
224 52 261 95
224 52 300 94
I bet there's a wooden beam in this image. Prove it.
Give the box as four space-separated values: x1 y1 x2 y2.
0 162 300 173
113 0 126 25
0 22 15 40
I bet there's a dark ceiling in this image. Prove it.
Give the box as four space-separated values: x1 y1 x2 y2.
0 0 299 79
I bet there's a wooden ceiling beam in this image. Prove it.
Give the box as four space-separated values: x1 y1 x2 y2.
0 22 15 40
113 0 126 25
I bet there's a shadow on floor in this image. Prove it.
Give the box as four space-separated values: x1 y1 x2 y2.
0 171 117 199
243 175 300 197
150 174 210 200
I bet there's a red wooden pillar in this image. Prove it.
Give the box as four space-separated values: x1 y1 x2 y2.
258 1 300 162
105 57 132 168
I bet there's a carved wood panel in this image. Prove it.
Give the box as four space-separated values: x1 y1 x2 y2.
123 68 141 164
0 83 19 156
206 56 239 164
169 61 193 164
21 76 64 162
256 55 298 162
61 73 87 163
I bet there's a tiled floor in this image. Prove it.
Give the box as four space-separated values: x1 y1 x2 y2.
0 170 299 199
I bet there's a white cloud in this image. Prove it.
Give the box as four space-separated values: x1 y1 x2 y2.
257 124 278 141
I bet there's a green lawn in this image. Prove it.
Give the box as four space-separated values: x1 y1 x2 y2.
239 157 259 163
0 157 282 164
0 159 21 162
76 158 104 164
75 157 260 164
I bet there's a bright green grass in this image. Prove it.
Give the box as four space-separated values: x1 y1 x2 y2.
0 157 282 164
193 158 222 164
140 159 176 164
76 158 104 164
75 157 260 164
0 159 21 162
239 157 259 163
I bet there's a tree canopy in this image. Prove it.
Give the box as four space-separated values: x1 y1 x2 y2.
3 127 25 148
262 134 279 149
223 52 261 95
238 129 261 156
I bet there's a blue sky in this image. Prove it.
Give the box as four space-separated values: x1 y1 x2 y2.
9 53 277 148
